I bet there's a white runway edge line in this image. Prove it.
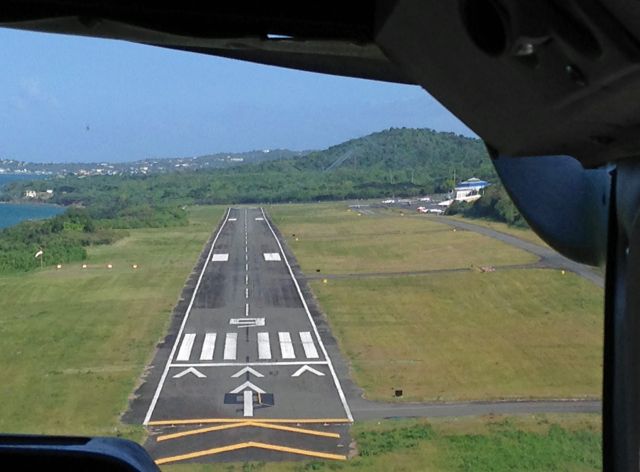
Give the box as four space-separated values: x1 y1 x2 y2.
260 208 354 421
143 207 232 425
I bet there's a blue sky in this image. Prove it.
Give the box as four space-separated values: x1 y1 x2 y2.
0 28 474 163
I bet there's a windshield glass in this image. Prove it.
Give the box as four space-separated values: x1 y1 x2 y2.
0 27 603 471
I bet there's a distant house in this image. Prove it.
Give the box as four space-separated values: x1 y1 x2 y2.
454 178 490 202
24 189 53 200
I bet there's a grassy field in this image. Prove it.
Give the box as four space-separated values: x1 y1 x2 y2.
162 414 601 471
268 203 537 275
0 205 224 439
311 271 602 401
269 202 603 401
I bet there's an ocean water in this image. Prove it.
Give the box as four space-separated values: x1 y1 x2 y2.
0 174 64 229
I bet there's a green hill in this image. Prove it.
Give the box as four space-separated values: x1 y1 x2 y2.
3 128 495 205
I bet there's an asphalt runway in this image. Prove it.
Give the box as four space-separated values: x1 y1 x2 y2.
130 208 353 465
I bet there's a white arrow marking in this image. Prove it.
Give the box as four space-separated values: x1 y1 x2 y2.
231 366 264 378
230 381 265 394
244 390 254 417
292 365 325 377
172 367 206 379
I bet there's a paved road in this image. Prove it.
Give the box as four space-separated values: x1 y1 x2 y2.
126 208 353 465
438 217 604 288
349 398 601 420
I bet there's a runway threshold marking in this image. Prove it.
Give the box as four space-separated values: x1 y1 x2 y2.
257 332 272 359
156 420 341 442
278 332 295 359
200 333 216 361
155 441 347 465
223 333 238 360
300 331 319 359
148 418 352 426
176 333 196 362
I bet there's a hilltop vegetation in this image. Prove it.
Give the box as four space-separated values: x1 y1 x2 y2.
2 128 494 205
0 128 507 273
0 149 303 176
0 203 186 273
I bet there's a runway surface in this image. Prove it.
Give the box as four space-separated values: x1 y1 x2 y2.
128 208 352 465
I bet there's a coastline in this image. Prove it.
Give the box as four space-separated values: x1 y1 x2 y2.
0 201 65 230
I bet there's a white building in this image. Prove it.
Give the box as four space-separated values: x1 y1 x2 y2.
454 178 490 202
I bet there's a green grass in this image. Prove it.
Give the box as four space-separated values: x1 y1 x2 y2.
0 205 224 439
161 414 601 471
268 203 537 274
311 270 602 401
